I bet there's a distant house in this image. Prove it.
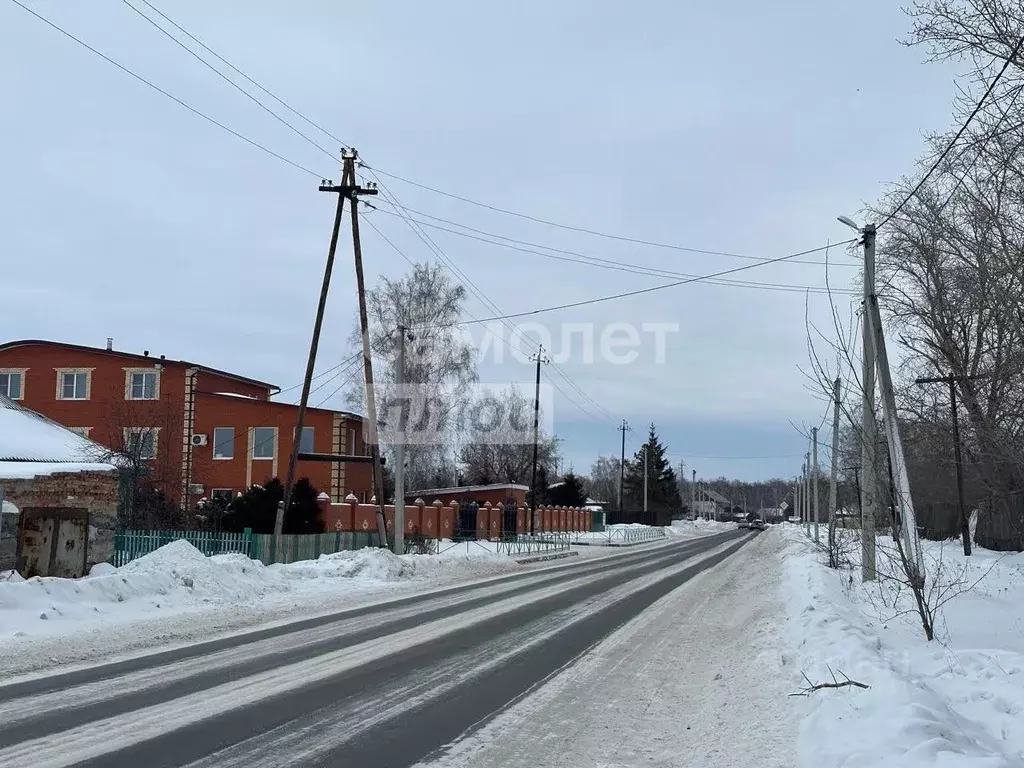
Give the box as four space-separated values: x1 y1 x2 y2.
693 488 733 521
405 483 529 508
0 338 374 508
0 394 119 575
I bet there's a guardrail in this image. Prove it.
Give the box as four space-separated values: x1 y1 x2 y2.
566 526 667 546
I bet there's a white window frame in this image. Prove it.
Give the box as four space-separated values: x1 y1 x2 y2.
124 367 161 401
212 427 235 460
67 427 92 438
56 368 93 401
123 427 160 460
299 425 315 454
0 368 26 400
251 426 277 460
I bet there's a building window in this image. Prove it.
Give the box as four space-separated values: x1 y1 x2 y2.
67 427 92 438
127 370 159 400
252 426 276 459
124 428 159 460
57 369 91 400
299 426 315 453
348 427 356 455
210 488 233 505
213 427 235 459
0 370 23 400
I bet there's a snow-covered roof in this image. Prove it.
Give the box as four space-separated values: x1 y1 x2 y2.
0 395 116 473
0 461 117 480
406 483 530 496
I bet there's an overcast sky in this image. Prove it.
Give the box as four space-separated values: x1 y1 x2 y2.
1 0 963 482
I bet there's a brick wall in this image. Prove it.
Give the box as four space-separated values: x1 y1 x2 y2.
0 469 119 570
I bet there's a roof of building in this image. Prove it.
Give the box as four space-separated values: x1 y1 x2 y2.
0 395 117 477
406 483 530 497
0 339 279 394
696 488 733 506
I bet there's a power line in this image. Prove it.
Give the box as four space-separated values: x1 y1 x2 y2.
118 0 340 164
368 204 859 295
364 184 614 422
8 0 323 178
368 164 821 262
132 0 352 150
371 199 859 269
879 34 1024 229
448 239 858 326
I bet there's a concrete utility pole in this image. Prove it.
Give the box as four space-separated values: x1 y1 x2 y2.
851 220 879 581
829 377 841 551
691 468 696 520
866 293 926 582
393 324 408 555
793 476 798 523
914 373 985 557
280 151 380 539
617 419 631 513
812 426 820 544
528 346 550 535
803 455 810 537
643 446 649 514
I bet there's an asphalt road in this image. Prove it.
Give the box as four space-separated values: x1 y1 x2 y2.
0 529 753 768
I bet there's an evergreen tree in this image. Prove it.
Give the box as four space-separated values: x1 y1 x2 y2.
223 477 325 534
621 424 679 513
548 471 588 507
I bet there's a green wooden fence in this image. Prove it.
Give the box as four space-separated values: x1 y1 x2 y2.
112 528 380 567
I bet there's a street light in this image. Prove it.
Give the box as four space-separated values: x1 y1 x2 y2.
837 215 861 232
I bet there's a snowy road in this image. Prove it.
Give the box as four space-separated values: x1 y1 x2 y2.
0 529 753 768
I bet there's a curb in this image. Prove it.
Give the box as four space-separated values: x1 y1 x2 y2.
514 550 580 565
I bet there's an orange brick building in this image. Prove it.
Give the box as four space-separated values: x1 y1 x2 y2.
0 339 373 507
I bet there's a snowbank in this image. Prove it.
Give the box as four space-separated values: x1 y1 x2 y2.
0 540 520 645
781 526 1024 768
665 518 738 538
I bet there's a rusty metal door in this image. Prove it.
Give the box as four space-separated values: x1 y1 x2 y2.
16 508 89 578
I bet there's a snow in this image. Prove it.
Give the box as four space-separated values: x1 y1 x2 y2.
0 461 117 480
420 530 795 767
0 539 523 675
781 524 1024 768
0 398 110 464
666 518 739 538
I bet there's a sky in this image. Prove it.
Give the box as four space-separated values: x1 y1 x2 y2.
0 0 964 482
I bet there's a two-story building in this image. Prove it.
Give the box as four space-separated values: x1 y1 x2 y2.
0 339 373 508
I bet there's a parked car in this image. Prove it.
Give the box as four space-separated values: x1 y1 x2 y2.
750 519 767 531
738 519 750 529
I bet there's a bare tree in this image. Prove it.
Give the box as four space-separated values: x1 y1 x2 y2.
347 261 479 492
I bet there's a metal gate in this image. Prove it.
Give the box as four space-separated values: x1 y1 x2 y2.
16 507 90 578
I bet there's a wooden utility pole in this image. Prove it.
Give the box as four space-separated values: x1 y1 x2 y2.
528 346 549 534
346 155 388 548
280 154 365 535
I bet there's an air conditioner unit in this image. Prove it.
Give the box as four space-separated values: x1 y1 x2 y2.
191 434 209 447
188 484 204 495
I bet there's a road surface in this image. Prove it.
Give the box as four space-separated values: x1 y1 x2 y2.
0 529 752 768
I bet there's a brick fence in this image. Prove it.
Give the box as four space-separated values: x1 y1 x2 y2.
319 495 592 539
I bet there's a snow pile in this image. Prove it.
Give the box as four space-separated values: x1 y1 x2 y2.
0 540 520 643
781 525 1024 768
665 518 738 538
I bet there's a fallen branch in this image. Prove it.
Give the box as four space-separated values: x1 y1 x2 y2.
789 667 869 697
